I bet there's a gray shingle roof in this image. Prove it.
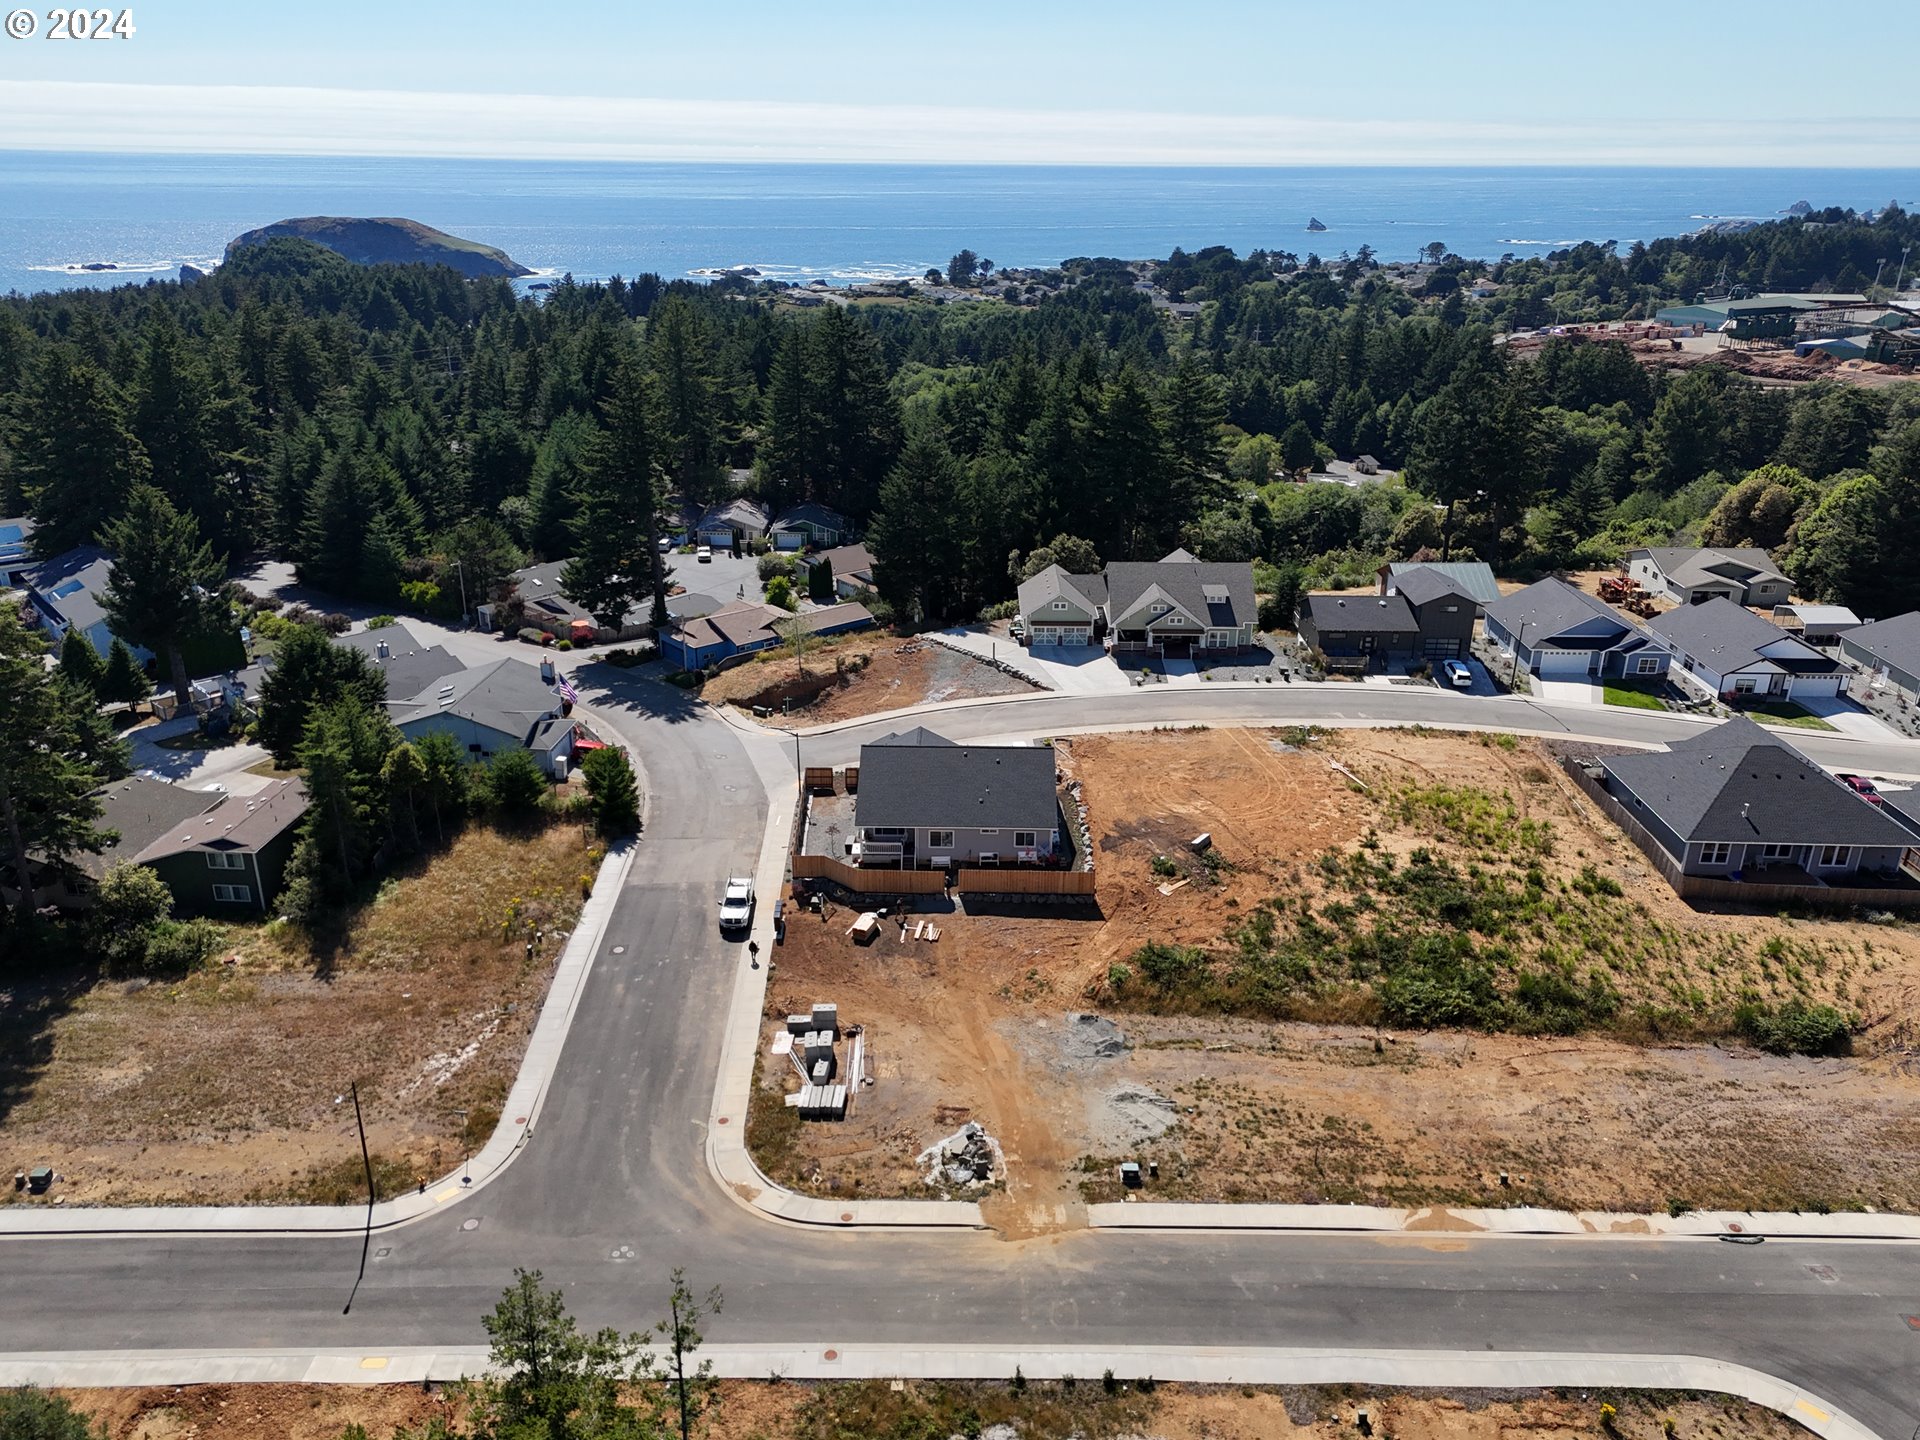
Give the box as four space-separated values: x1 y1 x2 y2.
1016 564 1107 619
1104 559 1255 630
25 545 114 637
1383 560 1500 606
86 775 223 879
856 736 1058 832
818 543 875 583
136 779 310 861
1484 577 1633 643
1602 718 1911 847
1387 565 1479 609
1640 546 1789 591
392 658 563 742
340 623 465 706
1647 598 1839 676
869 726 957 747
1842 610 1920 678
1300 592 1418 634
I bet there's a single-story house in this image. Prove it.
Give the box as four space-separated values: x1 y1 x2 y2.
816 543 877 600
1838 611 1920 703
770 503 851 550
0 515 35 586
689 499 771 551
1595 718 1915 889
1016 565 1108 647
496 560 656 641
1627 546 1792 608
133 777 311 916
853 730 1060 870
1377 560 1501 608
659 600 874 672
1771 603 1861 646
1647 597 1848 700
1296 592 1420 666
1485 578 1671 679
1015 550 1257 656
20 545 144 662
339 623 465 708
1378 564 1482 660
391 658 579 776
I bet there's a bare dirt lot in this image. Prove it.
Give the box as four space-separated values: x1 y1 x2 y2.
54 1380 1807 1440
702 633 1035 724
754 728 1920 1225
0 822 594 1207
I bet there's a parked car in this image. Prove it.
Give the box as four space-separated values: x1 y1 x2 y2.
1837 773 1883 804
718 876 755 932
697 545 713 563
657 536 673 553
1440 659 1474 689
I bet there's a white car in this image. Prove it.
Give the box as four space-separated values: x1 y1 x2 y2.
1440 659 1474 689
718 876 755 933
696 545 713 563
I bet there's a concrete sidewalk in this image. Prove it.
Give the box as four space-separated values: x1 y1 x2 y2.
0 1344 1877 1439
0 839 638 1237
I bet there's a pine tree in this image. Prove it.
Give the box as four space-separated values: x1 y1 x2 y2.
811 306 901 518
649 296 726 504
413 729 471 844
868 435 965 625
758 327 816 511
100 637 153 706
300 445 377 595
298 697 397 896
1162 355 1228 513
526 411 599 559
265 418 328 561
581 746 640 837
59 629 107 701
1 603 129 925
130 307 233 552
257 623 387 768
563 361 668 629
17 349 150 556
99 484 222 702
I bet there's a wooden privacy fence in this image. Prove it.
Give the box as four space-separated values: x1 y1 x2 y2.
1560 758 1920 910
791 853 945 894
957 868 1097 895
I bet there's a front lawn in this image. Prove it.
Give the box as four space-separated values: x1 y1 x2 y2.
1743 700 1837 731
1601 681 1665 710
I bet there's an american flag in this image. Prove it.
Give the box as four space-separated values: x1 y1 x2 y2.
556 673 578 705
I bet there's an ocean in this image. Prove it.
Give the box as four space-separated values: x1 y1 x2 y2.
3 152 1917 299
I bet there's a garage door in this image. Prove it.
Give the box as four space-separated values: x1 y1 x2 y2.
1788 675 1845 698
1032 627 1059 645
1422 637 1462 659
1534 648 1591 676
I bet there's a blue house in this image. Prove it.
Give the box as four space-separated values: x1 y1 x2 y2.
660 601 873 671
21 546 146 663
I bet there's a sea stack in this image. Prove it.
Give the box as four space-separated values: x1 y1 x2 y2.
1306 217 1328 233
224 217 533 278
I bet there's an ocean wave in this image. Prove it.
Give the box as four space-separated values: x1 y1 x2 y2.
685 260 931 285
28 255 222 276
1498 239 1591 247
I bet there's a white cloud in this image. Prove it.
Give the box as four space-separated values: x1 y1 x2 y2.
5 80 1915 166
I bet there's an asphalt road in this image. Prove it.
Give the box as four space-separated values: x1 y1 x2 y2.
7 678 1920 1437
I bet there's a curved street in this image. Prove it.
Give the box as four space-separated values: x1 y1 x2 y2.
7 676 1920 1439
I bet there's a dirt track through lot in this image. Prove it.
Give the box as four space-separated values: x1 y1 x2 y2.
755 728 1920 1222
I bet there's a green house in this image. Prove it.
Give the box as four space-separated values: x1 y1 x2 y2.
131 778 310 916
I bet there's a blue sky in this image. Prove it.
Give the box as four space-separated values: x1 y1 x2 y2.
5 0 1916 164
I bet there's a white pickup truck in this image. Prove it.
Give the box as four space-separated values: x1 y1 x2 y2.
717 876 755 934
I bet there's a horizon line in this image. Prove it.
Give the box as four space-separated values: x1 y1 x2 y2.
6 80 1919 168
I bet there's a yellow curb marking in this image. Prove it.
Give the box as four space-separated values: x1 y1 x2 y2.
435 1188 461 1203
360 1357 389 1371
1794 1399 1830 1422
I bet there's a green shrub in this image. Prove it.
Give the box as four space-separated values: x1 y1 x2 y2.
1133 941 1208 991
144 918 223 973
1150 854 1178 878
1734 1000 1851 1056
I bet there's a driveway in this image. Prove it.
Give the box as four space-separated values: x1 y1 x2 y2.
1798 696 1904 741
127 717 276 797
935 630 1134 694
1535 678 1605 707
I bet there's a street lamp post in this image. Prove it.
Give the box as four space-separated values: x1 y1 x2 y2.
1510 621 1532 692
337 1083 376 1314
452 1108 471 1186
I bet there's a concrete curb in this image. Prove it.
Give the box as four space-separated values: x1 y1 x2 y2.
0 1344 1882 1438
0 840 639 1238
701 744 987 1230
1088 1201 1920 1240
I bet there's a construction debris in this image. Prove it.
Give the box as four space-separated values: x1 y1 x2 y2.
917 1121 1002 1188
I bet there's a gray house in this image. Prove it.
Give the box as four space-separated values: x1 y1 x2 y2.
1014 549 1256 655
1839 610 1920 703
1647 598 1848 700
1296 592 1419 666
1627 546 1792 607
1484 578 1670 680
1379 564 1482 659
853 729 1060 870
392 658 578 776
1377 560 1500 608
340 623 465 707
1597 718 1914 887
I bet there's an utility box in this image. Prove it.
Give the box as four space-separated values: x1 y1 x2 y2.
811 1002 839 1036
1119 1162 1143 1189
26 1166 53 1195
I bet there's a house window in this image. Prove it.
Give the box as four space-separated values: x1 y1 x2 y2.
206 852 246 870
1761 843 1796 862
1633 656 1661 675
211 884 252 904
1817 845 1854 868
870 827 908 838
1732 677 1757 694
1015 831 1037 848
1052 601 1068 610
928 830 954 849
1699 842 1732 866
